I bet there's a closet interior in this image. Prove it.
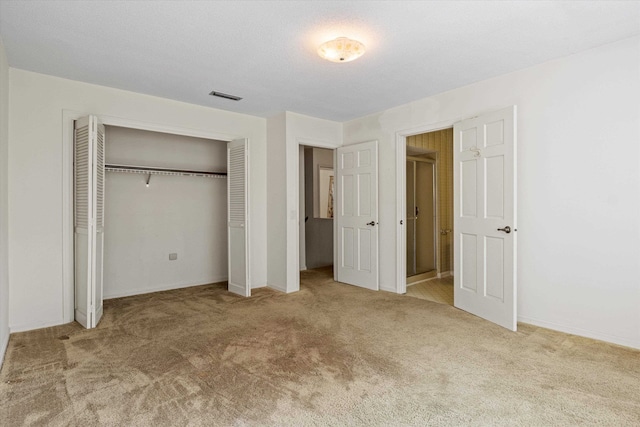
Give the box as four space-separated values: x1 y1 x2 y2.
102 126 228 299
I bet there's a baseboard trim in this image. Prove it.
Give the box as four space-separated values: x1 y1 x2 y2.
228 282 250 297
407 270 437 285
407 275 442 287
380 284 397 293
95 305 103 325
518 315 640 350
10 319 69 334
0 332 9 370
267 283 287 293
75 310 87 328
438 271 452 279
103 277 228 300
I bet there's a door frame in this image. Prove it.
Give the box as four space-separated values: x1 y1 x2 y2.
395 120 454 294
406 156 439 281
61 110 243 323
294 137 342 291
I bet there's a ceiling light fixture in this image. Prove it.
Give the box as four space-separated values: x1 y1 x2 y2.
317 37 365 63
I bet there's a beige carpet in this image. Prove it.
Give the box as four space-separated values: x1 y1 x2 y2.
1 267 639 426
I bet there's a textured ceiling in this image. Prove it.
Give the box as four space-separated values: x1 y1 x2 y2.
1 1 639 121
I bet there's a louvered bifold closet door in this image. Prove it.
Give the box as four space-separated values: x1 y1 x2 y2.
227 138 250 297
93 122 105 326
74 115 105 329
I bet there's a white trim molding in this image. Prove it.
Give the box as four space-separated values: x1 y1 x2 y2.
518 316 640 351
0 333 8 369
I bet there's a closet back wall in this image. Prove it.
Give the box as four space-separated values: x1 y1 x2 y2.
104 126 227 298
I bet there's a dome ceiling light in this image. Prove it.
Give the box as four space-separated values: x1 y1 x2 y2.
317 37 366 63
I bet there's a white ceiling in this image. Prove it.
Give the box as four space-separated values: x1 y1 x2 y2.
1 1 639 121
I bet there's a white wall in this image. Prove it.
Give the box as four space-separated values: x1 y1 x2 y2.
267 112 342 292
344 36 640 349
285 113 342 292
266 113 288 291
106 125 228 171
0 38 10 365
8 69 267 332
103 126 228 299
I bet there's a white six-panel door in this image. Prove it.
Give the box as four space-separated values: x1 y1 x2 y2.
336 141 379 290
227 138 250 297
453 106 517 330
74 115 105 329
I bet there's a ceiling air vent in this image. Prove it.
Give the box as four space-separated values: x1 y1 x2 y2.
209 90 243 101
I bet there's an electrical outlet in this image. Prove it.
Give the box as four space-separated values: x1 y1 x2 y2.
169 253 178 261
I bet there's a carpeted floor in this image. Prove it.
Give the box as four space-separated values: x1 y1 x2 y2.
1 267 639 426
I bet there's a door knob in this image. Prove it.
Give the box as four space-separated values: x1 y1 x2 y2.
366 221 376 226
497 226 511 234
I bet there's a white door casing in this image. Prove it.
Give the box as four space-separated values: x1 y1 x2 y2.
453 106 517 330
227 138 251 297
336 141 379 290
74 115 105 328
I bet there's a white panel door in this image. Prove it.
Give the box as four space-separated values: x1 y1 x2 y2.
227 138 250 297
74 115 105 329
453 106 517 330
336 141 379 290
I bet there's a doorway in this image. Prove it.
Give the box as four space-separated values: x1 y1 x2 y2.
396 106 518 331
404 128 454 306
296 139 380 293
299 145 335 280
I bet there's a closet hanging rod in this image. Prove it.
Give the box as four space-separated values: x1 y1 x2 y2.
105 164 227 178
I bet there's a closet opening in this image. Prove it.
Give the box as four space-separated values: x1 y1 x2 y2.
404 128 454 306
65 113 250 328
72 120 238 328
100 125 229 301
298 145 335 283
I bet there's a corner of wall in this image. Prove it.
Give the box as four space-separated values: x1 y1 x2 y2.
266 283 287 293
0 36 10 368
266 114 288 288
0 334 8 369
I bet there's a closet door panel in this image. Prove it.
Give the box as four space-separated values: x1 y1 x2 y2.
227 138 250 297
93 122 105 325
74 116 92 328
74 115 105 329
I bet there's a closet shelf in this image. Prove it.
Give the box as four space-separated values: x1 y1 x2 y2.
105 164 227 179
